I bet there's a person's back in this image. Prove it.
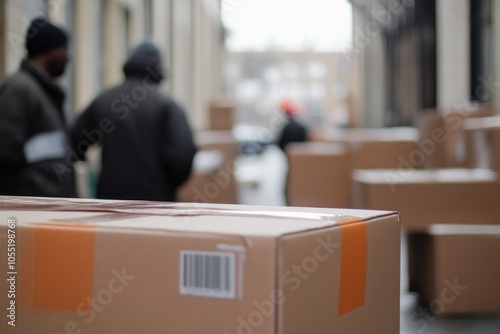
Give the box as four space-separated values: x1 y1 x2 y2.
71 40 196 201
0 17 75 197
277 115 308 151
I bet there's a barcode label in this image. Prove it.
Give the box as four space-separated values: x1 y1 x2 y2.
180 251 236 299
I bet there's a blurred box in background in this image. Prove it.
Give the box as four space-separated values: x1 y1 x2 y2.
350 139 419 170
411 225 500 315
308 127 421 169
178 131 239 204
286 142 351 208
416 106 496 169
464 116 500 173
209 100 235 131
352 169 500 231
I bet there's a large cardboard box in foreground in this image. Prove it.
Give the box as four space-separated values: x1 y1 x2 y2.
353 169 500 231
413 225 500 315
0 197 400 334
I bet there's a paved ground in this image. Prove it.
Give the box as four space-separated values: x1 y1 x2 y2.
237 145 500 334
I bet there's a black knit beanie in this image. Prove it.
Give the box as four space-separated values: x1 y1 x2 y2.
123 40 165 83
25 17 69 57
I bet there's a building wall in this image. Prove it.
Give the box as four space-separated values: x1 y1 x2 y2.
437 0 470 109
350 2 389 128
226 52 351 131
0 0 225 129
351 0 500 126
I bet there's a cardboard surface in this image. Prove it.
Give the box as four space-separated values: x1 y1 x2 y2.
416 107 497 168
353 169 500 231
209 102 234 131
178 131 239 204
414 225 500 315
0 197 400 334
308 127 420 169
464 116 500 173
350 140 420 170
286 142 352 208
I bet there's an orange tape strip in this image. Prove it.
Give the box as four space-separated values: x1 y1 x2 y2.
337 218 368 316
20 222 96 312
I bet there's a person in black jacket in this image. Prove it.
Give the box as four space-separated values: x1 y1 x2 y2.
71 40 196 201
0 17 75 197
277 100 308 151
276 100 308 205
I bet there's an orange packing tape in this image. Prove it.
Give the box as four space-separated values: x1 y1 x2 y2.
337 218 368 316
19 222 96 312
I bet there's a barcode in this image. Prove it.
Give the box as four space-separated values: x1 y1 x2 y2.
180 251 236 299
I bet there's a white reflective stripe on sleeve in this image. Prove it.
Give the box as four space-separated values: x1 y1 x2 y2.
24 130 67 163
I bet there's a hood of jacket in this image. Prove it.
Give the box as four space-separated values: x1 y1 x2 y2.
123 40 165 83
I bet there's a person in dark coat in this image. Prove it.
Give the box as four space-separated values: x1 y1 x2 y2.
276 100 308 205
70 40 197 201
0 17 75 197
277 100 308 151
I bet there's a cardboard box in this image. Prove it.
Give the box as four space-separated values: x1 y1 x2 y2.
308 127 421 169
416 106 496 168
178 131 239 204
310 127 419 143
414 225 500 315
464 116 500 172
350 140 420 170
352 169 500 231
286 142 351 208
209 101 235 131
0 197 400 334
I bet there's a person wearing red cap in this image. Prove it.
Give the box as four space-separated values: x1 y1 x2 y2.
276 99 308 151
0 17 74 197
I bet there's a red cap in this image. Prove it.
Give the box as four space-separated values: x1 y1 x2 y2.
280 100 300 115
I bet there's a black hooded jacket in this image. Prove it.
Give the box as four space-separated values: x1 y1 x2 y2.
0 60 75 197
71 41 196 201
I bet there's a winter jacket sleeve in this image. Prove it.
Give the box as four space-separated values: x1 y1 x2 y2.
163 101 197 188
0 83 30 172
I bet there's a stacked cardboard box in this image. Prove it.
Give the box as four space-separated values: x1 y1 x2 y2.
411 225 500 315
286 142 351 208
353 167 500 315
308 127 421 169
464 116 500 172
209 101 235 131
0 196 400 334
177 131 239 204
416 106 496 168
352 168 500 231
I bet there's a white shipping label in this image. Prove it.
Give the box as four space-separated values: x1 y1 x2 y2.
180 251 236 299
